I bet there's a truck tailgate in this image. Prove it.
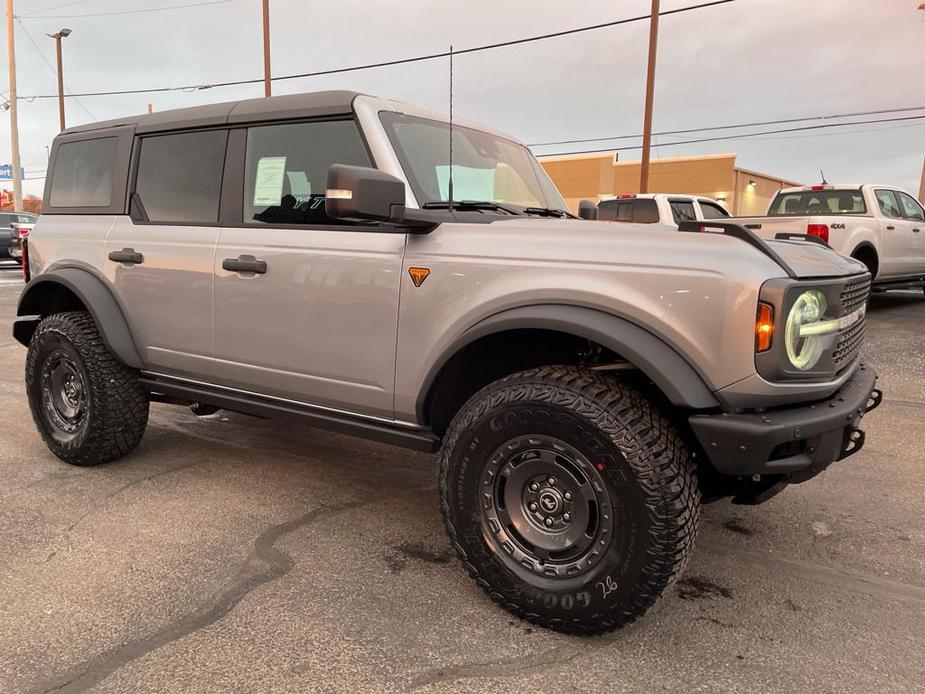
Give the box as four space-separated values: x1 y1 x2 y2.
729 216 811 241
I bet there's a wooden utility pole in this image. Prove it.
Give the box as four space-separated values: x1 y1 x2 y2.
639 0 660 194
54 36 64 130
918 155 925 203
48 30 72 131
262 0 271 97
6 0 23 211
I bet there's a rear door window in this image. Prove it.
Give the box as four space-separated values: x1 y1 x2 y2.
668 199 696 224
243 119 372 226
49 137 119 207
134 130 227 224
874 189 902 219
631 199 659 224
699 201 729 219
895 191 925 222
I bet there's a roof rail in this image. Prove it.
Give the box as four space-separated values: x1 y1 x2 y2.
677 220 798 278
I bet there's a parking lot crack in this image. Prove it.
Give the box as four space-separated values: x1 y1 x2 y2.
408 645 583 690
31 491 431 694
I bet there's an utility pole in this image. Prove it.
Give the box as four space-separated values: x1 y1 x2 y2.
262 0 271 97
6 0 23 211
919 155 924 204
639 0 660 194
48 28 71 132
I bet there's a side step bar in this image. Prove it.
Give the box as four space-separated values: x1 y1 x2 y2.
138 374 440 453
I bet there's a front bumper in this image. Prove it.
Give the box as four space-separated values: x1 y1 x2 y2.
689 363 881 477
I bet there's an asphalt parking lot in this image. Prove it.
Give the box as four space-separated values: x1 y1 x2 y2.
0 259 923 693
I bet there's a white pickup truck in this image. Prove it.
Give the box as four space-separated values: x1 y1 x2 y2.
733 184 925 291
598 193 729 228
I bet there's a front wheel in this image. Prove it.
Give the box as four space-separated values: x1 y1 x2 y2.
439 366 700 634
25 311 149 466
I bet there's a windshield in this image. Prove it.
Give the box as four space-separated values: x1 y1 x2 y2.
379 111 567 211
768 190 867 216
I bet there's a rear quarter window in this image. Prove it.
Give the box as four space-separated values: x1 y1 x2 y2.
49 137 119 208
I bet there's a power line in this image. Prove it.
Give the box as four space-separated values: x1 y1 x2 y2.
535 114 925 157
21 0 236 20
17 0 734 99
528 104 925 147
15 18 96 120
25 0 93 16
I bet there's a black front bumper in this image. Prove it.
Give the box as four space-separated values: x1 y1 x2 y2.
689 363 881 478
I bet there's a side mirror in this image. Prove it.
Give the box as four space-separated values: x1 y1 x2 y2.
325 164 406 223
578 199 599 220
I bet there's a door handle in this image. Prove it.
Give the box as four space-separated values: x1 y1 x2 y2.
108 248 144 265
914 228 921 233
222 255 267 274
885 225 895 230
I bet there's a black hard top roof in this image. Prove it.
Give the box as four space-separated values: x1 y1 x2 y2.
61 90 363 136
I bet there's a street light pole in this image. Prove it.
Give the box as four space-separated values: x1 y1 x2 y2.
639 0 660 194
262 0 271 97
5 0 23 211
48 28 72 132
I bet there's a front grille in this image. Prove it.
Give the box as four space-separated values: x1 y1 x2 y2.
833 319 865 367
832 275 870 369
839 275 871 316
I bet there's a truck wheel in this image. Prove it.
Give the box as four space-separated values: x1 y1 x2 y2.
25 311 149 466
439 366 700 634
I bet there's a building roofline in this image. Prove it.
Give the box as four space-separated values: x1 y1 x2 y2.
612 152 738 167
536 152 620 164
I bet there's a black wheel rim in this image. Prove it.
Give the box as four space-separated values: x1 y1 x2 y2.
480 434 613 579
40 348 87 441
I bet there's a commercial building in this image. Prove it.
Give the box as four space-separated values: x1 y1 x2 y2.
538 152 802 216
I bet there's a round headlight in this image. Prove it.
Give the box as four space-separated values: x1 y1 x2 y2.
785 290 828 371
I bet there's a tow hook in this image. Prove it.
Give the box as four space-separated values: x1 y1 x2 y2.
865 389 883 414
838 427 865 461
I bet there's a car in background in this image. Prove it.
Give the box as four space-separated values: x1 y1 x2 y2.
1 211 37 261
732 184 925 292
598 193 729 228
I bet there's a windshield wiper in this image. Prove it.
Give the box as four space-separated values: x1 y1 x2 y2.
522 206 577 219
422 200 520 215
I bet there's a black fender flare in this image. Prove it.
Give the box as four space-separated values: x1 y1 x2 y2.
14 268 144 368
418 304 720 416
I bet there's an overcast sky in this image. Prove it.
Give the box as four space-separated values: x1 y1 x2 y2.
2 0 924 198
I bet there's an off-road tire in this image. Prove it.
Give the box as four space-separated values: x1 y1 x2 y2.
439 366 700 634
25 311 149 466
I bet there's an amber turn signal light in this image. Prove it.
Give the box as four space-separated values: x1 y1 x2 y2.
756 302 774 352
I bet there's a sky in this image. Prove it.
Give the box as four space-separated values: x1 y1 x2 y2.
2 0 924 199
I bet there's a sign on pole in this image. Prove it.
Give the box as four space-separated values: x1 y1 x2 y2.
0 164 26 180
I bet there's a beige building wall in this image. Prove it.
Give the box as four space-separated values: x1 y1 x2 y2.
539 152 801 216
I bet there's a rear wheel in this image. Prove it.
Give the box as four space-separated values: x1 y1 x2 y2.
439 366 700 634
26 312 149 466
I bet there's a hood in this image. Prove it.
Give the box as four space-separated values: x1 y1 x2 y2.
766 239 867 279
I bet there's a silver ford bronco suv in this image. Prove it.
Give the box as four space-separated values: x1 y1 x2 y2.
16 91 882 634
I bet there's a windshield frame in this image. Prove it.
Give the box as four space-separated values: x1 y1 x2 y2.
378 110 567 213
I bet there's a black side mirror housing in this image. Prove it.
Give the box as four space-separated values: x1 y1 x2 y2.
578 199 599 220
325 164 407 223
